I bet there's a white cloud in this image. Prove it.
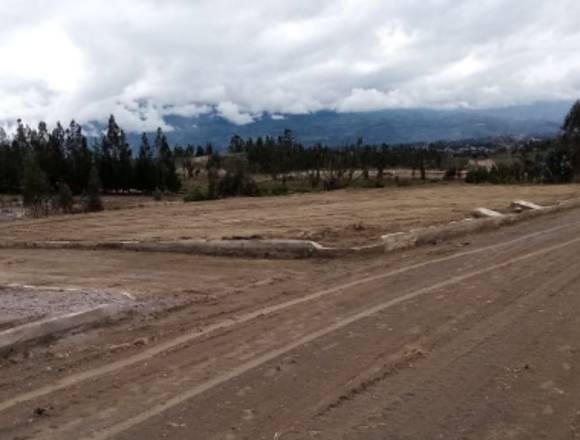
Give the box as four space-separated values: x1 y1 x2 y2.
337 88 414 112
0 23 84 93
0 0 580 131
161 104 212 118
216 101 257 125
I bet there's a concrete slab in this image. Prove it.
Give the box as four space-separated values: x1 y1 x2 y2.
472 208 505 218
512 200 544 211
383 232 419 252
0 304 124 354
0 285 133 329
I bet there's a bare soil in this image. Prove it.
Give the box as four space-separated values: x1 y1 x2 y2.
1 207 580 439
1 183 579 247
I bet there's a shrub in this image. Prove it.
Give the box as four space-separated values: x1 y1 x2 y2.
207 167 219 200
395 178 413 187
56 181 74 213
444 167 459 181
152 187 163 201
268 185 289 196
216 156 259 198
218 171 259 197
21 153 51 217
323 177 348 191
465 157 573 185
541 149 574 183
183 187 208 202
243 177 259 196
359 178 383 189
465 167 491 184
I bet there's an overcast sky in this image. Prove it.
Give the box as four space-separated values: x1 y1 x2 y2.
1 0 580 131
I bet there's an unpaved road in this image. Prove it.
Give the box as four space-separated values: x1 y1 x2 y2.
2 209 580 439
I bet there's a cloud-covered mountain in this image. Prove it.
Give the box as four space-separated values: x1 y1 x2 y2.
146 101 571 147
3 1 580 133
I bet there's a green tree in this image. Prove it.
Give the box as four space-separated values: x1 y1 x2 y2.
3 121 29 193
117 129 133 192
541 149 574 183
21 152 51 216
205 152 221 200
228 135 245 154
135 133 156 193
562 100 580 177
562 100 580 137
85 166 104 212
64 120 93 194
56 181 74 213
154 128 181 193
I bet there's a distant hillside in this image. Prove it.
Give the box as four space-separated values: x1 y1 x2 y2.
128 101 573 148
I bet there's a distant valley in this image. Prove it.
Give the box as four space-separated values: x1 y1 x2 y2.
135 100 573 148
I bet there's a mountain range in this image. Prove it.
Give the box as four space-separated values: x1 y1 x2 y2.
130 100 574 148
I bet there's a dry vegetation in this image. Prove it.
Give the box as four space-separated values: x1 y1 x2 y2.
1 183 579 247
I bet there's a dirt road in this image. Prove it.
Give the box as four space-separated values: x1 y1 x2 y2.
2 209 580 439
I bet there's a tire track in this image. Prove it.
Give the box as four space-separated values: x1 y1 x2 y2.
81 231 580 440
0 220 578 416
314 256 580 439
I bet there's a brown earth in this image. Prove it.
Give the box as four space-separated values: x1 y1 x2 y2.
1 207 580 439
1 183 580 247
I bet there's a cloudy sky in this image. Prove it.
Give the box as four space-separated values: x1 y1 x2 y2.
1 0 580 131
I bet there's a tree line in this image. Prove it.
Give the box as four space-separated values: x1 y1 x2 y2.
0 115 181 213
462 100 580 185
3 100 580 211
178 98 580 200
176 129 449 202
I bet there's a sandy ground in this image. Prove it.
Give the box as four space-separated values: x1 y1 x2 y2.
1 183 580 246
1 207 580 439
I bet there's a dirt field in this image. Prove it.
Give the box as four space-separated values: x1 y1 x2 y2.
2 207 580 439
1 183 580 246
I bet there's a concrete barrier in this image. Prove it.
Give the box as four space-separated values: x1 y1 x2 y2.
383 231 420 252
122 239 323 259
512 200 544 211
1 198 580 259
0 238 384 259
314 243 384 258
0 239 313 258
382 198 580 253
472 207 504 218
0 304 124 355
121 240 385 259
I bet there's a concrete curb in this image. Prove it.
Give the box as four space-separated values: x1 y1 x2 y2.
0 239 325 259
382 198 580 252
0 304 124 355
1 198 579 259
0 239 384 259
125 239 323 259
472 207 504 218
